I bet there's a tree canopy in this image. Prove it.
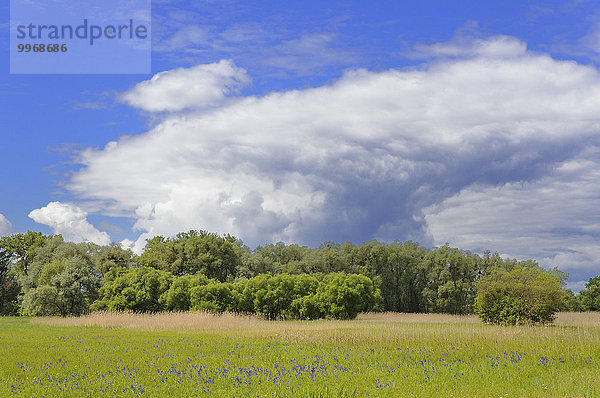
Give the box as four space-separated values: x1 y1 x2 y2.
0 229 592 320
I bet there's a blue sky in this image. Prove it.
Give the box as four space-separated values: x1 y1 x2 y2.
2 1 600 290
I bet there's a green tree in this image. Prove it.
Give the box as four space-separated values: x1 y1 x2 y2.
0 248 19 315
161 274 211 311
252 274 320 319
236 250 277 279
0 231 50 275
21 256 100 316
579 276 600 311
234 274 269 314
190 280 234 312
366 241 426 313
20 238 99 292
474 266 567 325
300 242 354 274
17 239 101 317
562 289 583 312
289 294 323 320
421 246 479 314
92 267 173 312
139 231 243 281
229 273 321 319
93 243 136 275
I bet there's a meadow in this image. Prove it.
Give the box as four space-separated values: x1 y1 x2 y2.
1 312 599 397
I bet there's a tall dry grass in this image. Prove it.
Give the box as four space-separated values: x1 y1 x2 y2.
554 311 600 327
356 312 480 323
31 311 600 350
32 311 481 331
32 311 269 330
32 311 600 330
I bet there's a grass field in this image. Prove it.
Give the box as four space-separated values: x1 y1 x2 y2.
1 312 599 397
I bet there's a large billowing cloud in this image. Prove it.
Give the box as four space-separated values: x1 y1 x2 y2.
29 202 111 245
68 36 600 265
0 214 12 236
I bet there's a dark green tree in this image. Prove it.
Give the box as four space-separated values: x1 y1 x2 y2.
0 248 19 315
236 250 277 279
366 241 427 313
421 246 479 314
93 243 136 275
139 230 242 281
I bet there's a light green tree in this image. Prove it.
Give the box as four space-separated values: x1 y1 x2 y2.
474 266 567 325
91 267 173 312
315 273 380 319
579 276 600 311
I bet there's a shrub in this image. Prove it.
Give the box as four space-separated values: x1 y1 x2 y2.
190 281 234 312
315 273 381 320
474 266 566 325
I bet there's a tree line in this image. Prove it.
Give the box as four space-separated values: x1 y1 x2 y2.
0 230 597 319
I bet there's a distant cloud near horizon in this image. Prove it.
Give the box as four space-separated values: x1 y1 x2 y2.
28 202 111 246
0 214 13 236
66 35 600 286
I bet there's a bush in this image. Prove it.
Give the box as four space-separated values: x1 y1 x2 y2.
161 274 211 311
315 273 381 320
190 281 234 312
289 295 323 320
474 267 566 325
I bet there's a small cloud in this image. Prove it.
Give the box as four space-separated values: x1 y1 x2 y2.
266 33 359 75
73 101 109 110
565 280 588 294
29 202 111 245
72 90 116 111
0 214 13 236
525 4 555 21
154 25 210 52
409 33 527 60
46 142 85 156
98 220 123 234
120 60 251 112
119 238 135 251
580 22 600 54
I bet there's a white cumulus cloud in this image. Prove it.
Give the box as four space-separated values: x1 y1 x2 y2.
120 59 250 112
68 36 600 270
0 214 13 236
28 202 111 246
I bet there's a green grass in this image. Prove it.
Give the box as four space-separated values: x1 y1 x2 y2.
0 313 599 397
